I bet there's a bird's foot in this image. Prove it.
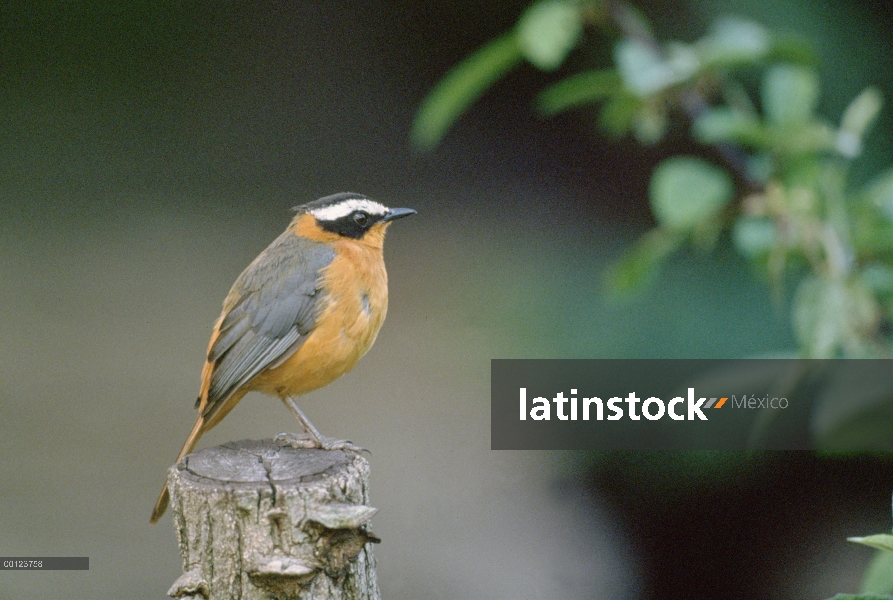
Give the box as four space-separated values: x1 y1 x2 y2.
274 432 367 453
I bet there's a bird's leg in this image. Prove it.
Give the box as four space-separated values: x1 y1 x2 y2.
276 395 367 453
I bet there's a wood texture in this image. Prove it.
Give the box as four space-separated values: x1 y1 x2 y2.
165 438 380 600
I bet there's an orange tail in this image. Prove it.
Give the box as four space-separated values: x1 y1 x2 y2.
149 415 206 524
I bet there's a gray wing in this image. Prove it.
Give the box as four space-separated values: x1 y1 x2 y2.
203 231 335 413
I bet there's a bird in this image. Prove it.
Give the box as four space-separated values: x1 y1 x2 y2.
150 192 415 523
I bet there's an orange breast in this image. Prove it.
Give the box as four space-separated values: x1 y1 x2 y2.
246 239 389 397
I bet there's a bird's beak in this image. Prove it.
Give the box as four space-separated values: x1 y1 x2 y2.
382 207 417 222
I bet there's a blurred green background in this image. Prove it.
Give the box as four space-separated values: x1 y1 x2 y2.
1 1 892 598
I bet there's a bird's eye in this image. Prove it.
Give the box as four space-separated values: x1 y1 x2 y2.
352 211 369 226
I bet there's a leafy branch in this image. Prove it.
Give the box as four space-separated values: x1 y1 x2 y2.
412 0 893 360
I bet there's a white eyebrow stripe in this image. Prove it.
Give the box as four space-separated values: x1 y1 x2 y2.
309 199 388 221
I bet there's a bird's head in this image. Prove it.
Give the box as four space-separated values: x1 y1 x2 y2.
293 192 415 248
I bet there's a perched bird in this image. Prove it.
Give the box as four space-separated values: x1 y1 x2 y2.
150 192 414 523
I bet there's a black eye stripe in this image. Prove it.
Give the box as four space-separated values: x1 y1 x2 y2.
316 210 381 239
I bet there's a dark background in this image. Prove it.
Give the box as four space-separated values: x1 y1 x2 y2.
1 1 893 598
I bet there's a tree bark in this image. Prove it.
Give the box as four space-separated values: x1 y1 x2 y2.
165 438 380 600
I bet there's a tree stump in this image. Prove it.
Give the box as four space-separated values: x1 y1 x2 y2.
165 438 380 600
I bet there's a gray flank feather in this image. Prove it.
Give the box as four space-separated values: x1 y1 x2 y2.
202 229 335 412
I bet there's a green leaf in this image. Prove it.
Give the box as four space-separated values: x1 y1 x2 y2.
841 87 883 135
598 91 643 136
615 38 698 96
862 168 893 222
649 157 735 230
516 0 583 71
860 550 893 595
536 69 622 115
852 206 893 255
793 276 879 358
411 32 523 151
697 16 770 67
861 264 893 294
693 107 770 148
837 87 883 158
774 122 837 155
605 228 680 296
733 217 777 257
761 63 820 126
768 34 819 66
850 535 893 554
